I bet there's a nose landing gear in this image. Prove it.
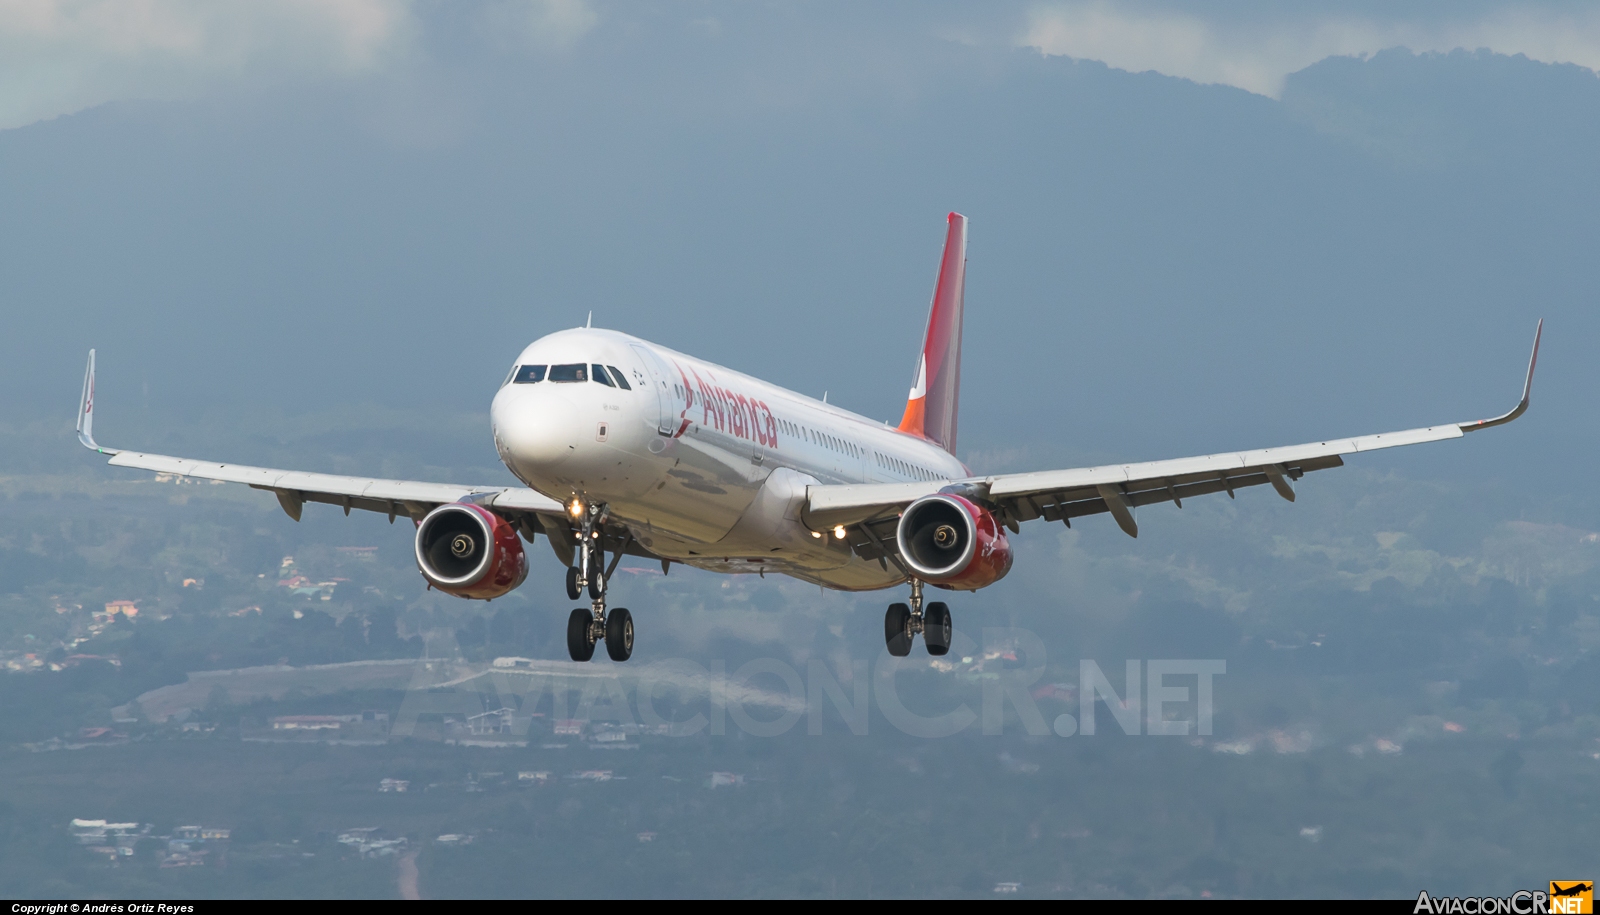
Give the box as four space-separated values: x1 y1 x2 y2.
884 579 952 657
564 500 634 663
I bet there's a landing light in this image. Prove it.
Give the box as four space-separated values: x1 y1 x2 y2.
810 531 823 539
833 525 846 540
568 499 584 518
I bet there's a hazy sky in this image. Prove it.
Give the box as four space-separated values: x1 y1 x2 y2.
1 0 1594 495
7 1 1600 128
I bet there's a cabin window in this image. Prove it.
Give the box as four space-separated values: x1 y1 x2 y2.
592 364 615 387
549 363 587 383
607 366 632 390
513 365 547 384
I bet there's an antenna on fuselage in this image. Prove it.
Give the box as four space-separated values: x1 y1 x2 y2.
586 311 592 328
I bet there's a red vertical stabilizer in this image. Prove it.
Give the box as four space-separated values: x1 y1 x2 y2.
897 212 967 454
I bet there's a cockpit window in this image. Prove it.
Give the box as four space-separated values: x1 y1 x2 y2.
512 365 546 384
605 365 631 390
549 363 587 383
591 364 615 387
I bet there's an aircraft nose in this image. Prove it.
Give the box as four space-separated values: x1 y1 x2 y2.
492 386 580 470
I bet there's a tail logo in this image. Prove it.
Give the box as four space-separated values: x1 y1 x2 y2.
908 355 926 400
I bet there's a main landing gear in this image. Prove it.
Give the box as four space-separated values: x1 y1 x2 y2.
564 500 634 663
885 579 952 658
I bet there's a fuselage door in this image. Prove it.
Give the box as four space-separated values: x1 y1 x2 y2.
629 344 676 435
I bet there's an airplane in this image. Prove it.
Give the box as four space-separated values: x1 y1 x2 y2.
75 213 1542 663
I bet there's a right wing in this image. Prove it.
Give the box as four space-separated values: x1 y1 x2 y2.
76 350 567 535
807 321 1542 558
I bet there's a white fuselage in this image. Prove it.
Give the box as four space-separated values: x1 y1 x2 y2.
490 328 966 590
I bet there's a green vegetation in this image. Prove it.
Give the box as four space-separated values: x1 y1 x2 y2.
0 469 1597 897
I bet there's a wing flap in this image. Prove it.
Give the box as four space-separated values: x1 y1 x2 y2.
986 424 1460 501
103 450 564 521
110 451 487 504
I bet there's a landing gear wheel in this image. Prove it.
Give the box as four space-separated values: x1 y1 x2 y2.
605 608 634 662
924 602 952 656
566 608 596 662
587 569 603 600
885 603 913 657
565 567 582 601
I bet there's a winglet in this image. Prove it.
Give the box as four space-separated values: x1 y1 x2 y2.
76 350 117 454
1460 319 1541 433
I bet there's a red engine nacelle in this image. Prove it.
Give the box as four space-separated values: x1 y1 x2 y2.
414 503 529 600
895 493 1012 590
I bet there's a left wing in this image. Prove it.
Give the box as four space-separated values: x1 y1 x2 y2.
76 350 565 530
806 321 1542 554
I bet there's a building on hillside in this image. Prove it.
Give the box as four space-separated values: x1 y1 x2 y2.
379 778 409 793
104 600 138 617
707 772 746 789
468 708 514 736
70 819 143 845
337 828 407 858
160 851 206 868
271 715 359 730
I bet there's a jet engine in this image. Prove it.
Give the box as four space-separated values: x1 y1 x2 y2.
895 493 1012 590
414 503 529 600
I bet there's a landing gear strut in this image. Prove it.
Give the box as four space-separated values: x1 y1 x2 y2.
564 500 633 663
884 579 952 657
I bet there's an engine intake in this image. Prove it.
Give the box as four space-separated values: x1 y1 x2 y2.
895 493 1012 590
415 503 529 600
